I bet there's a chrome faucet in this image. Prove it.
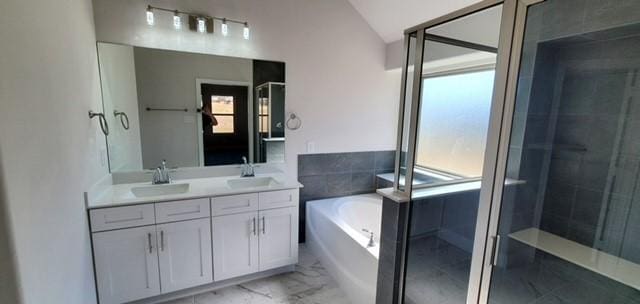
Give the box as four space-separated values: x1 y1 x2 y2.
152 160 172 184
362 229 376 247
240 157 255 177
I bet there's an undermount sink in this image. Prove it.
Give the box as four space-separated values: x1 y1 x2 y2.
227 177 278 189
131 183 190 198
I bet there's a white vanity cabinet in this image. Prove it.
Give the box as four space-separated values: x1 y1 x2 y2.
91 198 213 304
89 188 298 304
212 211 260 281
93 226 161 304
258 206 298 270
211 189 299 281
157 218 213 293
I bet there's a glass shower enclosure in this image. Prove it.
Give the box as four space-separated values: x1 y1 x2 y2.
255 82 285 163
393 0 640 303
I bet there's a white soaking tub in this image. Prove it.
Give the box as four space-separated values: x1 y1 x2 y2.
306 193 382 304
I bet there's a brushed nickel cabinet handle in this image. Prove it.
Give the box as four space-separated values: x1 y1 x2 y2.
262 216 266 234
160 230 165 251
252 217 257 236
148 233 153 254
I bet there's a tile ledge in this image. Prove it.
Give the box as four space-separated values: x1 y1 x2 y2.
376 188 410 203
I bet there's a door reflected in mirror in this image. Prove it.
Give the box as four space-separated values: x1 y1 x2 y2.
96 42 285 172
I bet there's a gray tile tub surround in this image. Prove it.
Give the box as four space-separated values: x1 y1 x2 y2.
297 150 395 243
376 196 410 304
298 151 395 200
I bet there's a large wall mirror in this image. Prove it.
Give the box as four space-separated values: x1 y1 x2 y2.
96 42 286 172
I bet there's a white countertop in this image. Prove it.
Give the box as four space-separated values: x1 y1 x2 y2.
88 174 302 209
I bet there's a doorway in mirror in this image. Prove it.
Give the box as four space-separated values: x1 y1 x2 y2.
200 83 249 166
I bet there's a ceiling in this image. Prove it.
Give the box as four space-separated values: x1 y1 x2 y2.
347 0 483 43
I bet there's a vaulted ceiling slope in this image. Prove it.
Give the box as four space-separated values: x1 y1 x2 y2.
347 0 482 43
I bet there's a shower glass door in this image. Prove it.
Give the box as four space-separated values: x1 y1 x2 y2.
485 0 640 303
401 3 504 304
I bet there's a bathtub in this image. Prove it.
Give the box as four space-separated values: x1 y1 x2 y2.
306 193 382 304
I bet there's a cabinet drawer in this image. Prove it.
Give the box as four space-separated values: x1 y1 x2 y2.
211 193 259 216
155 198 210 223
259 189 298 210
90 204 155 232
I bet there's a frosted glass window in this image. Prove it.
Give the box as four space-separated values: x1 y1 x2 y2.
415 69 495 177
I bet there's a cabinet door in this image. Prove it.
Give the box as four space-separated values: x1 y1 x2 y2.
259 207 298 271
157 218 213 293
93 226 160 304
212 212 259 281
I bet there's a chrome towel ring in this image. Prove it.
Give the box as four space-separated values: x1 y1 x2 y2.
113 110 130 130
286 113 302 130
89 111 109 136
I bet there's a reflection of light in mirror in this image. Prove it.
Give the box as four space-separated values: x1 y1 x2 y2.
211 96 234 133
221 19 229 36
197 18 206 33
146 7 154 26
243 23 250 40
173 12 181 30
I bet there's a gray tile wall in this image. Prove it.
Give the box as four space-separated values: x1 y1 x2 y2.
298 150 395 201
501 0 640 268
376 196 410 304
298 150 395 242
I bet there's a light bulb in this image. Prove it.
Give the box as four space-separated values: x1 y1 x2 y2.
243 23 250 40
221 19 229 36
146 6 154 26
197 18 206 33
173 12 181 30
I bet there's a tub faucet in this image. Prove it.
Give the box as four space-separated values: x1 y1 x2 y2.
362 229 376 248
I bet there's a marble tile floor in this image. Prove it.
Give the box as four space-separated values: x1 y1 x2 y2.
403 235 640 304
160 244 351 304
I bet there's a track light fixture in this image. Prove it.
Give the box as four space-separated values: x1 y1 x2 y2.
173 11 181 30
243 22 250 40
221 19 229 36
144 5 250 39
197 17 206 33
146 6 154 26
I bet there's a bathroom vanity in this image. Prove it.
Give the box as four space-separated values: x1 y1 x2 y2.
88 37 299 304
87 175 300 304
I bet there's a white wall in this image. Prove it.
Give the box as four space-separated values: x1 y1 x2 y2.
0 0 108 303
133 47 252 169
384 4 502 70
92 0 401 177
97 43 144 172
0 154 21 304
